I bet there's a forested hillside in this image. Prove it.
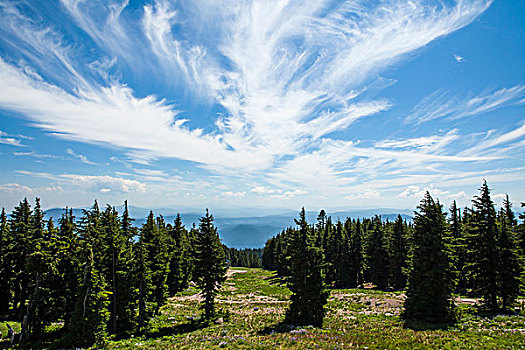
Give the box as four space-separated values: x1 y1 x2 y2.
0 181 523 348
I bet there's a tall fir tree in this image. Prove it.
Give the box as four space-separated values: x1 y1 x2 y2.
496 195 521 312
167 214 190 295
9 198 33 320
468 181 499 310
55 209 81 330
285 208 328 327
68 244 110 347
403 193 454 324
193 210 227 320
367 216 389 290
0 208 11 316
388 215 408 290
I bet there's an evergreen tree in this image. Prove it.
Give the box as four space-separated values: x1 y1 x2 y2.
193 209 227 320
139 212 170 315
167 214 190 295
9 198 33 320
403 193 454 323
496 196 521 312
448 200 467 293
349 218 364 287
285 208 328 327
367 216 389 290
134 223 153 333
68 245 110 347
25 198 53 338
468 181 499 310
0 208 11 316
55 209 81 330
389 215 408 290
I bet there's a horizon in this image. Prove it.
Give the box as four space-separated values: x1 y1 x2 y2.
0 0 524 212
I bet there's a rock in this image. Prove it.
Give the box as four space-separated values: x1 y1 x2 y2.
215 317 224 324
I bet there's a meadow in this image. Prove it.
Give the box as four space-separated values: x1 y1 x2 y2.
2 267 524 349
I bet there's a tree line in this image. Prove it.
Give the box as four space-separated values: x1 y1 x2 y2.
0 200 227 347
263 181 524 325
224 247 262 268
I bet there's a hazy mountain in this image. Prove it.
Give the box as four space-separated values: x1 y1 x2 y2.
43 206 412 248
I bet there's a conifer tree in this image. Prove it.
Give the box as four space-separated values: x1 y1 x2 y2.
468 181 499 310
25 198 53 338
69 245 110 347
496 196 521 312
349 218 364 287
115 200 137 334
285 208 328 327
9 198 33 320
367 216 389 289
403 193 454 324
139 212 170 315
134 223 152 333
55 209 81 330
167 214 190 295
0 208 11 316
389 215 408 290
193 209 227 320
448 200 467 293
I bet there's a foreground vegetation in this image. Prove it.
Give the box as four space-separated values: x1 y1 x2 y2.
4 268 523 349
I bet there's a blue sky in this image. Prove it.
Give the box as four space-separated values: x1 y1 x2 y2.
0 0 523 213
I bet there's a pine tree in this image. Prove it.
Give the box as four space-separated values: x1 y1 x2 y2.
285 208 328 327
448 200 467 293
0 208 11 316
134 223 153 333
25 198 53 338
403 193 454 324
9 198 33 320
349 218 364 287
167 214 190 295
468 181 499 311
68 245 110 347
55 209 81 330
193 209 227 320
367 216 389 290
389 215 408 290
496 196 521 312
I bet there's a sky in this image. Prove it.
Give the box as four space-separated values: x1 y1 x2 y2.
0 0 524 214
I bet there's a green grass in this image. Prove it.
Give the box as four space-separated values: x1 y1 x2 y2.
3 268 525 349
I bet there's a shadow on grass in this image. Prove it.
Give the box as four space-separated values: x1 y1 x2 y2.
145 320 209 339
265 273 287 287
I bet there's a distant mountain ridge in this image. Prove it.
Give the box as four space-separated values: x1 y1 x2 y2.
43 206 413 249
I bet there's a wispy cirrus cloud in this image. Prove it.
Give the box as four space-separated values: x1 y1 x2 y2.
0 0 494 175
406 85 525 125
4 0 522 210
66 148 97 165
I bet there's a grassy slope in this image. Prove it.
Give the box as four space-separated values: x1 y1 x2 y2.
107 268 525 350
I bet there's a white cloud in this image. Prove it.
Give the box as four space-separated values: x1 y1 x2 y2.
0 183 64 194
14 151 64 160
66 148 97 165
407 85 525 124
397 185 450 199
270 189 307 200
250 186 276 195
16 170 146 194
447 191 469 200
347 189 381 200
0 0 493 178
221 191 246 197
0 137 23 147
454 54 465 63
